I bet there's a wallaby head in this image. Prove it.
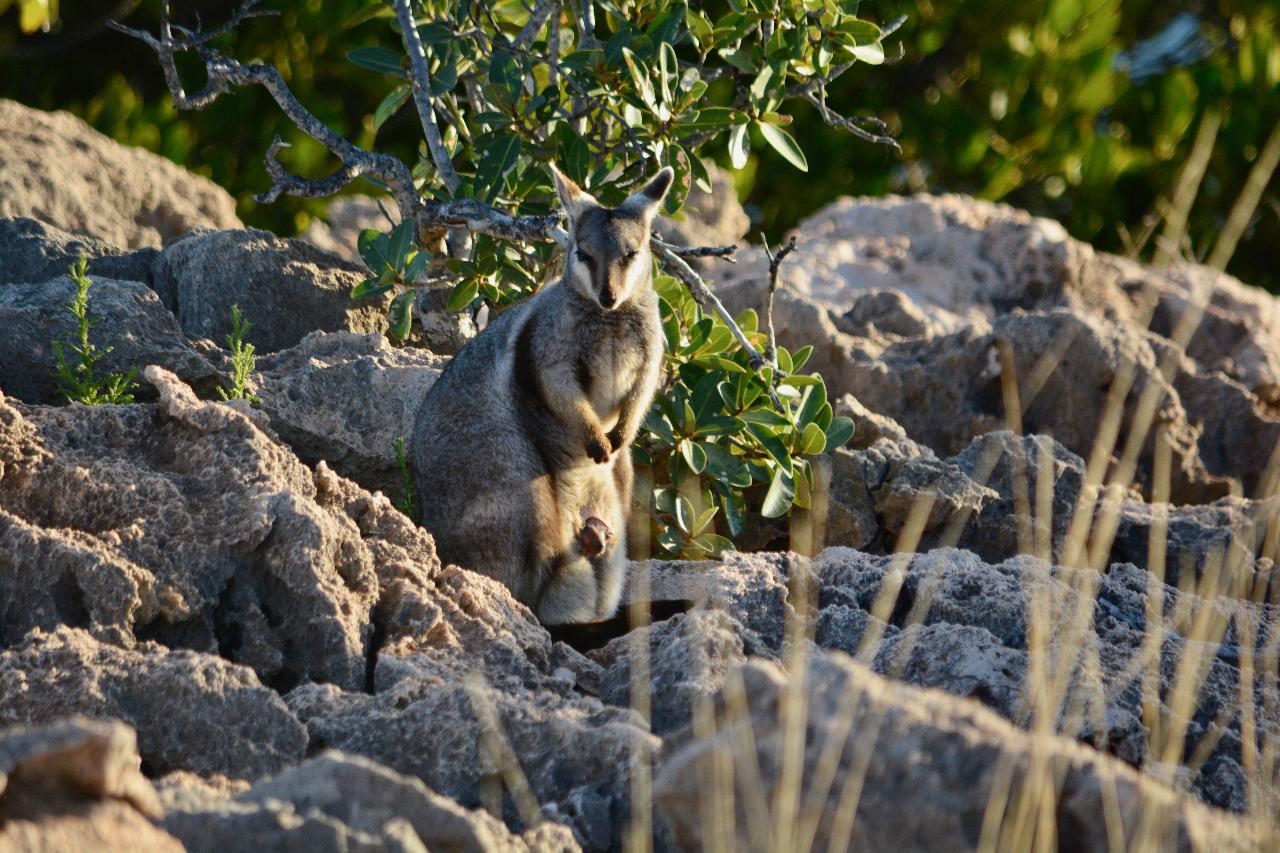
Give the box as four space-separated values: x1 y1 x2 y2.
549 164 674 310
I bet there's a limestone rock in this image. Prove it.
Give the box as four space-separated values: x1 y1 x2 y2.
0 627 306 780
655 653 1279 852
0 99 241 249
0 716 181 852
151 228 391 353
0 273 220 403
254 331 445 497
0 217 158 287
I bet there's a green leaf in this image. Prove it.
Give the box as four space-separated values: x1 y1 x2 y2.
797 380 828 428
357 229 395 274
800 422 828 456
404 250 431 283
791 345 813 371
664 144 693 215
447 279 479 311
372 84 411 130
417 23 455 45
388 290 415 339
704 443 751 488
347 47 403 75
728 123 750 169
388 220 415 270
758 121 808 172
825 416 856 449
674 494 695 534
749 64 774 103
747 423 793 474
477 135 521 203
722 491 747 537
761 468 795 518
622 47 656 107
693 533 734 557
691 505 719 537
351 277 396 300
658 42 677 105
740 408 792 429
681 439 707 474
849 41 886 65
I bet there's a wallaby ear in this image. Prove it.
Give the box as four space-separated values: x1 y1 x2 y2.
622 166 675 218
548 163 598 225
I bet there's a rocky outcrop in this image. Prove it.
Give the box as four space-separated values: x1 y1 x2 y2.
254 332 444 498
0 99 241 249
159 751 579 853
655 653 1279 852
0 627 306 780
151 228 392 353
0 217 158 287
0 717 181 851
0 272 221 403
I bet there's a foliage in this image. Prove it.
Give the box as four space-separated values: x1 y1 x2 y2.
216 304 260 404
636 275 853 558
352 219 428 339
392 435 417 518
335 0 896 321
0 0 56 34
52 256 139 405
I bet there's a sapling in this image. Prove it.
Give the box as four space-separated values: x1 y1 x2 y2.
216 304 260 404
53 256 139 405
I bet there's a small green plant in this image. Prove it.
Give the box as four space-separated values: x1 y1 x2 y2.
53 256 139 405
635 273 854 559
392 436 418 518
351 220 430 340
216 304 260 404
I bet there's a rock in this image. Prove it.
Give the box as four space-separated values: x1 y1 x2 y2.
0 716 182 852
254 331 445 497
286 677 653 852
589 609 749 736
0 217 158 287
0 99 241 249
302 196 396 265
655 165 750 258
0 367 441 691
0 627 307 780
159 750 580 853
151 228 391 354
654 652 1279 852
0 273 221 403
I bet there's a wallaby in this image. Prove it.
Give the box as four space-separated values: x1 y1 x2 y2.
411 165 673 624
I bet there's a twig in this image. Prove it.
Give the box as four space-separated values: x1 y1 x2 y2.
514 0 557 49
110 2 420 220
658 241 738 261
418 199 568 247
652 240 784 411
392 0 461 194
762 234 798 369
803 90 900 149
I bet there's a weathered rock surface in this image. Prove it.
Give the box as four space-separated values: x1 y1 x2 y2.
0 716 181 852
0 217 158 287
655 653 1279 852
654 164 750 258
0 368 402 690
0 627 307 779
0 99 241 249
151 228 391 353
0 273 221 403
159 750 580 853
254 331 444 497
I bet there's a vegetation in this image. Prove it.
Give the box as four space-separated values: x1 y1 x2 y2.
216 304 260 404
52 256 139 406
392 435 417 518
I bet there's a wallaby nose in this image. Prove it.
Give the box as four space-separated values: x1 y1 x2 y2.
599 290 616 309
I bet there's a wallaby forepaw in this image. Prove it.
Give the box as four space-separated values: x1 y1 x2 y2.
586 434 610 463
607 428 625 452
579 516 611 557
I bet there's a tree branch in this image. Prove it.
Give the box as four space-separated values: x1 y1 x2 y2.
418 199 569 247
762 234 798 369
514 0 557 49
110 2 421 220
392 0 461 194
652 241 784 410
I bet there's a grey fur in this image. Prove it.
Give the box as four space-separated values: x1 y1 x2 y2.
412 167 673 624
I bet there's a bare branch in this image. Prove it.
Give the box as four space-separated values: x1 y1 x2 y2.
418 199 569 247
653 239 738 261
569 0 599 50
803 90 900 149
393 0 461 194
762 234 798 369
514 0 557 49
256 136 361 203
111 2 421 220
652 241 784 411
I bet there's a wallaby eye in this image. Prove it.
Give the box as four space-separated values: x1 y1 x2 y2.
576 248 595 267
623 249 639 261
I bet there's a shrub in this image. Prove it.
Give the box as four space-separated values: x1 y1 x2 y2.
52 256 139 405
216 304 261 404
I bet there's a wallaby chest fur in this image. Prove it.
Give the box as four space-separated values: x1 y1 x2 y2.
411 166 673 624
